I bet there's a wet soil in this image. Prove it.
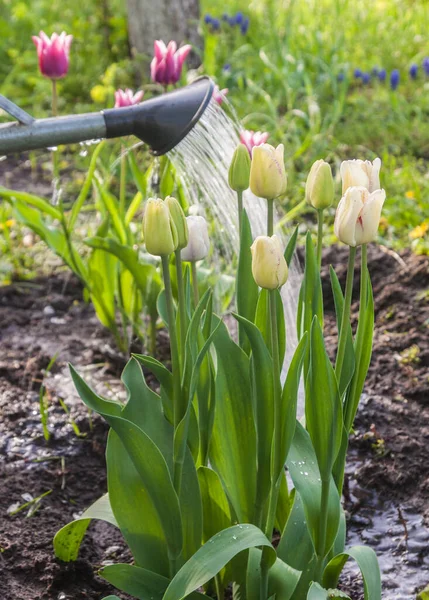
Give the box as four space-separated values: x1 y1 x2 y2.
0 245 428 599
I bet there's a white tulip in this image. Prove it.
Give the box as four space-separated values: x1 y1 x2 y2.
334 186 386 247
340 158 381 194
250 234 288 290
181 216 210 262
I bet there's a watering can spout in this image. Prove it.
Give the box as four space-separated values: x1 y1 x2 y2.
0 76 214 156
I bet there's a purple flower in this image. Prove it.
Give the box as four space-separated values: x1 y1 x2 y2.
32 31 73 79
378 69 386 82
223 63 231 73
409 64 418 80
204 14 212 24
354 68 362 78
362 73 371 85
240 17 250 35
390 69 400 90
337 72 345 82
235 11 244 24
423 57 429 75
211 18 220 31
150 40 191 86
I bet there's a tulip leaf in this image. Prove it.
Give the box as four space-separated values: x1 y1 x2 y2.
133 354 174 423
210 319 257 523
94 179 129 244
197 466 232 541
305 317 342 481
277 492 314 572
53 493 117 562
1 187 62 219
247 548 301 600
236 208 259 350
254 288 286 367
307 582 351 600
329 266 355 398
163 525 276 600
300 232 323 363
284 225 299 267
322 546 381 600
70 365 183 561
69 141 105 229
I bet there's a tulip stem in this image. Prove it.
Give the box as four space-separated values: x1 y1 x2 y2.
237 190 243 236
335 246 356 379
51 79 59 185
316 477 331 581
191 261 199 307
267 198 274 236
317 209 324 269
119 145 127 217
175 249 187 361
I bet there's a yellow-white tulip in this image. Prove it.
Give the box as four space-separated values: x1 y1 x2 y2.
305 159 334 210
165 196 188 250
334 186 386 247
249 144 287 200
181 216 210 262
340 158 381 195
250 235 288 290
143 198 178 256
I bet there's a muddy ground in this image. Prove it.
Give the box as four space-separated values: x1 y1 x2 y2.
0 245 428 599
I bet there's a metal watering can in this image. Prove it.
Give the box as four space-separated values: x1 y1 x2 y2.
0 76 214 156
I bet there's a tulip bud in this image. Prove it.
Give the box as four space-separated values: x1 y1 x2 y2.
340 158 381 195
334 186 386 247
229 144 251 192
250 235 288 290
250 144 287 200
32 31 73 80
181 216 210 262
165 196 188 250
305 160 334 210
143 198 178 256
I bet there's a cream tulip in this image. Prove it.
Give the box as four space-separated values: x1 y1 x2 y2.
143 198 178 256
305 159 334 210
340 158 381 195
334 186 386 247
250 235 288 290
249 144 287 200
181 216 210 262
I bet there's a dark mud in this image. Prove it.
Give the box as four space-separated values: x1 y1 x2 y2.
0 245 428 599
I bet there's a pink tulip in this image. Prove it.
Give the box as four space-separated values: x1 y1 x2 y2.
114 88 144 108
150 40 192 86
213 85 229 105
32 31 73 79
240 130 269 155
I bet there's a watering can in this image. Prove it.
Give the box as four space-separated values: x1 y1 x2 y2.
0 76 214 156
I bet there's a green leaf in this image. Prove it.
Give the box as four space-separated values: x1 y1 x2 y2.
307 582 351 600
1 187 62 219
69 141 105 229
254 289 286 367
247 548 301 600
197 466 232 541
236 209 259 350
128 151 150 198
284 225 299 267
53 493 117 562
329 266 355 398
101 596 121 599
277 492 314 573
101 564 169 600
70 365 183 560
210 320 257 523
133 354 174 423
301 232 323 347
322 546 381 600
95 179 128 244
125 191 143 226
305 317 342 480
163 525 276 600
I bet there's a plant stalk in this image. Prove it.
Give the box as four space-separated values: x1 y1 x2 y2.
267 198 274 236
237 190 243 236
335 246 356 377
316 209 324 269
175 249 187 362
51 79 59 184
119 145 127 217
316 478 331 581
191 261 199 307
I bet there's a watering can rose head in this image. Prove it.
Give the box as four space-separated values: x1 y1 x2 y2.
334 186 386 247
250 144 287 200
165 196 188 249
229 143 251 192
181 216 210 262
32 31 73 79
114 88 144 108
240 130 269 155
251 235 288 289
340 157 381 195
305 159 334 210
143 198 178 256
150 40 192 86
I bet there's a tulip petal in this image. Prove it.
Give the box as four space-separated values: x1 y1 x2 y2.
334 187 367 247
355 188 386 245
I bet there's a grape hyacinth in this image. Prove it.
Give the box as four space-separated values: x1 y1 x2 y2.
378 68 386 82
390 69 400 90
409 64 418 80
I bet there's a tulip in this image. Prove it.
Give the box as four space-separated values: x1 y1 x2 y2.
150 40 192 86
240 130 269 155
229 143 251 192
250 144 287 200
251 235 288 290
305 159 334 210
165 196 188 249
143 198 178 256
181 216 210 262
213 85 229 105
334 186 386 247
390 69 400 90
114 88 144 108
340 158 381 195
32 31 73 80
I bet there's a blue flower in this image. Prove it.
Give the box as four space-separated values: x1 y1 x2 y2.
223 63 231 73
390 69 400 90
409 64 418 80
204 13 212 24
211 18 220 31
240 17 250 35
372 66 379 76
423 57 429 75
337 72 345 82
362 73 371 85
378 68 386 82
354 68 362 78
235 11 244 24
221 13 229 21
